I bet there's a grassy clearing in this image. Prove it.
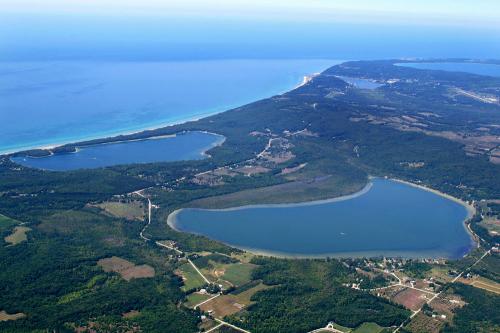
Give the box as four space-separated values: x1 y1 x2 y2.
429 266 454 284
222 263 256 286
184 292 212 308
0 310 26 322
189 171 366 209
4 226 31 245
177 262 206 292
479 217 500 236
98 256 155 281
353 322 384 333
231 252 255 264
312 322 353 332
331 322 353 332
96 200 145 220
467 276 500 295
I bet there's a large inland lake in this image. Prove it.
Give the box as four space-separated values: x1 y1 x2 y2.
11 131 224 171
170 179 474 259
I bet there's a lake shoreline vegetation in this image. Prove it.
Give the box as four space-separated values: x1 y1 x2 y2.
1 59 499 332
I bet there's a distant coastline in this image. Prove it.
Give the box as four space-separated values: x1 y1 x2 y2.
1 59 339 156
2 111 225 157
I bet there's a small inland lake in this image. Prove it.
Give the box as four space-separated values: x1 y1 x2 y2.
11 131 224 171
170 178 474 259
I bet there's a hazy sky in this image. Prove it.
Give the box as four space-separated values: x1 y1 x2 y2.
1 0 499 61
2 0 500 27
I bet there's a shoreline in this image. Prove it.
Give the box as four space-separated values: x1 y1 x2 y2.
389 178 476 219
11 131 227 171
166 181 373 229
1 111 225 156
221 245 467 260
389 177 478 251
1 60 340 156
10 131 226 163
167 177 477 260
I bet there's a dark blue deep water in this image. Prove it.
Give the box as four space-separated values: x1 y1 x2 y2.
11 131 223 171
399 62 500 77
172 179 473 259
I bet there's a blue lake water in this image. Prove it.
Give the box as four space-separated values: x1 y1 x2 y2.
171 179 473 259
398 62 500 77
11 131 223 171
0 59 337 155
336 76 384 90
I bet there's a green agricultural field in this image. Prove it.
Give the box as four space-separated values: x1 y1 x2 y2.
96 200 145 220
184 292 211 308
223 263 256 287
353 322 384 333
178 263 207 292
330 322 353 332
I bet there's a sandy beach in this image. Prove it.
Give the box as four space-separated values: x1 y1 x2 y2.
1 62 335 157
1 111 222 156
390 178 476 219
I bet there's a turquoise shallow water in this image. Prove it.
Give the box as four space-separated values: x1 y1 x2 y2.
11 131 223 171
0 59 337 155
172 179 473 259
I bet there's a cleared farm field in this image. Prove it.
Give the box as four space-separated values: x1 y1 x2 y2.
177 262 207 291
200 283 269 317
352 322 384 333
222 263 256 286
96 200 145 220
4 226 31 245
464 276 500 295
185 292 211 308
97 256 155 281
0 311 25 322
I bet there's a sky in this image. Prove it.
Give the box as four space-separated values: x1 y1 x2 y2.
2 0 500 27
1 0 499 61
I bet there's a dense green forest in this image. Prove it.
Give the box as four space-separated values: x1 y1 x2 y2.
226 258 409 333
442 284 500 332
